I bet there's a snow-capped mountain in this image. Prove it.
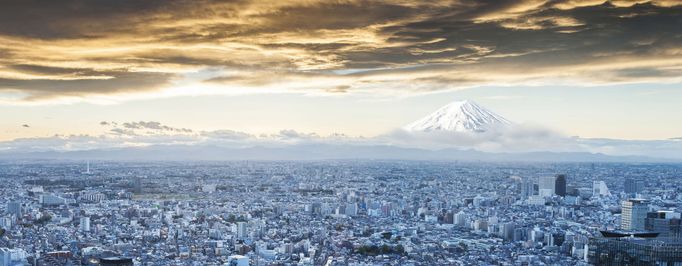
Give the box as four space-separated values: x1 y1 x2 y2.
403 100 511 133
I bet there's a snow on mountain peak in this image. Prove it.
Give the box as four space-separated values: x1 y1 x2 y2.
402 100 511 133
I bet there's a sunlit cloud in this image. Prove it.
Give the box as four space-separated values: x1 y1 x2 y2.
0 0 679 103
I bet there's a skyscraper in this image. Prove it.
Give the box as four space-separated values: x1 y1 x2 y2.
539 176 556 197
621 199 648 231
555 174 567 197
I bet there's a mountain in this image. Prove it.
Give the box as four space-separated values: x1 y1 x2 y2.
0 143 665 162
403 100 511 133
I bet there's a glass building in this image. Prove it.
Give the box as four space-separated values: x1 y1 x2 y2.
588 231 682 265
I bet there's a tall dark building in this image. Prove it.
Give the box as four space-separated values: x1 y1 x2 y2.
554 174 567 197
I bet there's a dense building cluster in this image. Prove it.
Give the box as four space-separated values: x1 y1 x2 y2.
0 161 681 265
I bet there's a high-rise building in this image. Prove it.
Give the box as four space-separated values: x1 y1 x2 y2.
6 201 21 218
237 222 248 239
624 178 645 195
455 211 468 227
80 217 90 232
501 222 515 241
539 176 556 197
645 211 681 238
621 199 648 231
555 174 567 197
593 181 611 197
588 231 682 265
520 177 535 199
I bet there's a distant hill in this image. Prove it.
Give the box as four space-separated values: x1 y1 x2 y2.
0 143 665 162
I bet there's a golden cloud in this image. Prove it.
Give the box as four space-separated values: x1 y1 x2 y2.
0 0 679 102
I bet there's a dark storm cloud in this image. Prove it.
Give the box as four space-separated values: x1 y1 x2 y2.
0 0 174 39
0 0 680 101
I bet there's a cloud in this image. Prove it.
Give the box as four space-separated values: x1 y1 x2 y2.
376 123 581 153
0 0 679 102
1 119 681 160
105 121 193 136
0 70 176 101
201 130 252 141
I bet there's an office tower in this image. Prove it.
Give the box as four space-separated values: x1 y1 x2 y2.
588 231 682 265
237 222 248 239
80 217 90 232
502 222 515 241
539 176 556 197
593 181 611 197
520 177 535 199
555 174 567 197
624 178 645 195
455 211 468 227
6 201 21 217
645 211 681 238
621 199 648 231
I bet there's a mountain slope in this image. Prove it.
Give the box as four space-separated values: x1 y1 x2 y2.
403 100 511 133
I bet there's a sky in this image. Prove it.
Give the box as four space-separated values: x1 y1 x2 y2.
1 0 681 144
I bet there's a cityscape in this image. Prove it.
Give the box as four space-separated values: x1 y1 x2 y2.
1 161 681 265
2 0 682 265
